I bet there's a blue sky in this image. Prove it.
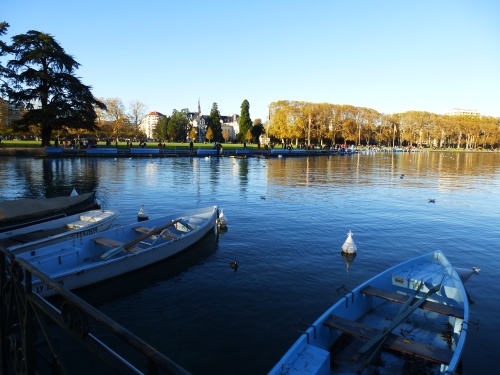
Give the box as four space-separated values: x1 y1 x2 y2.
2 0 499 120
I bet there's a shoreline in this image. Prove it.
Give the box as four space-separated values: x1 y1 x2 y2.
0 146 496 158
0 147 47 156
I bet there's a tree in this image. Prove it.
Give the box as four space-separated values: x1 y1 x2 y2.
341 119 358 144
251 118 264 143
209 102 222 142
238 99 252 143
268 100 293 143
0 98 7 132
205 127 214 143
245 130 253 143
129 100 147 137
223 129 230 143
103 98 127 134
167 109 189 141
155 116 168 140
189 126 197 141
0 22 11 99
5 30 106 147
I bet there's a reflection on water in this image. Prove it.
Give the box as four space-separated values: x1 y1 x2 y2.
0 151 498 375
341 251 356 274
264 152 500 193
1 152 497 201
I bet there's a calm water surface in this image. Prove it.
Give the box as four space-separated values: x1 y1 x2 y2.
0 151 498 374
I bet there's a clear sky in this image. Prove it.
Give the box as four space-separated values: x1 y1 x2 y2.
2 0 499 120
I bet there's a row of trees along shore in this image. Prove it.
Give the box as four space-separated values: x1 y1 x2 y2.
1 22 499 149
269 101 500 149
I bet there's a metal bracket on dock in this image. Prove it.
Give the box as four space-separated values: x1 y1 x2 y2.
294 319 317 344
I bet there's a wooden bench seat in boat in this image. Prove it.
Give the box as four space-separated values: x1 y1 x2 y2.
93 237 141 253
133 226 181 239
133 226 150 234
323 315 454 365
361 286 464 318
94 237 123 247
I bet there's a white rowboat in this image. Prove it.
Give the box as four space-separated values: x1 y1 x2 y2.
1 210 119 254
16 206 219 297
269 251 474 375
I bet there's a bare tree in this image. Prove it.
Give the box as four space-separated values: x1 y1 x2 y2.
129 100 147 137
102 98 128 142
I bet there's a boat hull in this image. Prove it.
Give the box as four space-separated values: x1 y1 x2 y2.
17 206 218 297
0 192 99 233
269 251 469 375
2 210 119 254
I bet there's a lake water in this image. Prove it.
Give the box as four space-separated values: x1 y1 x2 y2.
0 151 498 374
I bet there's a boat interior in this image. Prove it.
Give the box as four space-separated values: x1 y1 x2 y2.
278 255 466 375
324 285 463 374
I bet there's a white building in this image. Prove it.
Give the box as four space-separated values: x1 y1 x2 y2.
188 113 240 142
139 111 165 139
186 113 208 143
446 108 480 116
221 114 239 141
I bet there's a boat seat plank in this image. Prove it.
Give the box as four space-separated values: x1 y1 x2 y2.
133 226 151 233
94 237 142 255
323 315 454 365
361 286 464 318
161 233 180 239
93 237 124 248
133 226 180 239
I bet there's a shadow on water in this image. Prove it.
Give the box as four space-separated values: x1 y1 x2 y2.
55 230 219 306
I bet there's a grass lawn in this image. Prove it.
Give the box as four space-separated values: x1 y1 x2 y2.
1 140 42 148
1 140 491 152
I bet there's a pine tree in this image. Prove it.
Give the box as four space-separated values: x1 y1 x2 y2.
209 103 222 142
238 99 252 143
4 30 105 146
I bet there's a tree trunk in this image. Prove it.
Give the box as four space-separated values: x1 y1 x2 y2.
40 124 52 147
457 131 462 149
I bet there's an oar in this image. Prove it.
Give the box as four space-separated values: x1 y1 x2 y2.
354 281 441 362
355 281 424 369
101 218 182 260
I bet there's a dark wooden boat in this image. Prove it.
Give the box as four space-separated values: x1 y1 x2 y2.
0 192 99 233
